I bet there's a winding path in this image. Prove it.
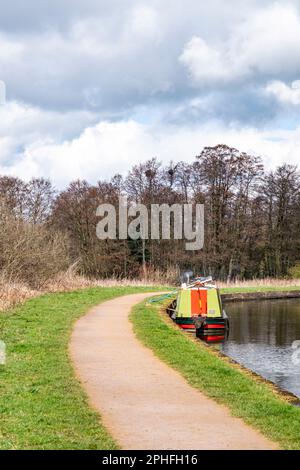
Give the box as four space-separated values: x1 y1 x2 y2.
70 293 276 450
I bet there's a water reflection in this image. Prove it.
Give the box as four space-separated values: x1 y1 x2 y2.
221 299 300 398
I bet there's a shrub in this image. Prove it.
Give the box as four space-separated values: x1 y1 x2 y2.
0 203 70 289
288 262 300 279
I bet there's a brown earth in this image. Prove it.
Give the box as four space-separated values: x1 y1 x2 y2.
70 293 277 450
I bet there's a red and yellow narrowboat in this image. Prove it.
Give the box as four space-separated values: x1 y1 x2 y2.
170 276 229 338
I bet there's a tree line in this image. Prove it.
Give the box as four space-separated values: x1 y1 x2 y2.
0 145 299 286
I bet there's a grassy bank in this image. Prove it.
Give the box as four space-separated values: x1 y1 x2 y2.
220 285 300 294
1 275 299 312
0 286 164 450
131 299 300 450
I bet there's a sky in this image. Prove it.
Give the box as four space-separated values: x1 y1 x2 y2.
1 0 300 187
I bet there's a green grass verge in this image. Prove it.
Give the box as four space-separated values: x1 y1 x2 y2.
0 286 165 450
221 286 300 294
131 299 300 450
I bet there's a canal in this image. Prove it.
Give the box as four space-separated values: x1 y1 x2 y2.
222 298 300 398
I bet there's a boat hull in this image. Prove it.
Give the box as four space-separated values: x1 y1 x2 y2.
175 317 195 330
196 315 229 338
175 315 229 334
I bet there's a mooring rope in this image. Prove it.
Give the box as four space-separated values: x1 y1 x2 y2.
149 291 178 303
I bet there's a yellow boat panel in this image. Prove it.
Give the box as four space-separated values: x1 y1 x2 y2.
176 290 191 318
207 289 222 317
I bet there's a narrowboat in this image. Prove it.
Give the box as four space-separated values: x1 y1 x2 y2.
169 276 229 338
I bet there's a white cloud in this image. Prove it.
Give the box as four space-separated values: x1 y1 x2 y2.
1 1 289 112
1 0 300 185
179 37 231 84
180 3 300 85
0 3 167 110
129 5 161 41
0 100 98 168
265 80 300 105
0 33 23 61
1 101 299 187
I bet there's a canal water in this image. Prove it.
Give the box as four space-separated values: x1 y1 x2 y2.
221 298 300 398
